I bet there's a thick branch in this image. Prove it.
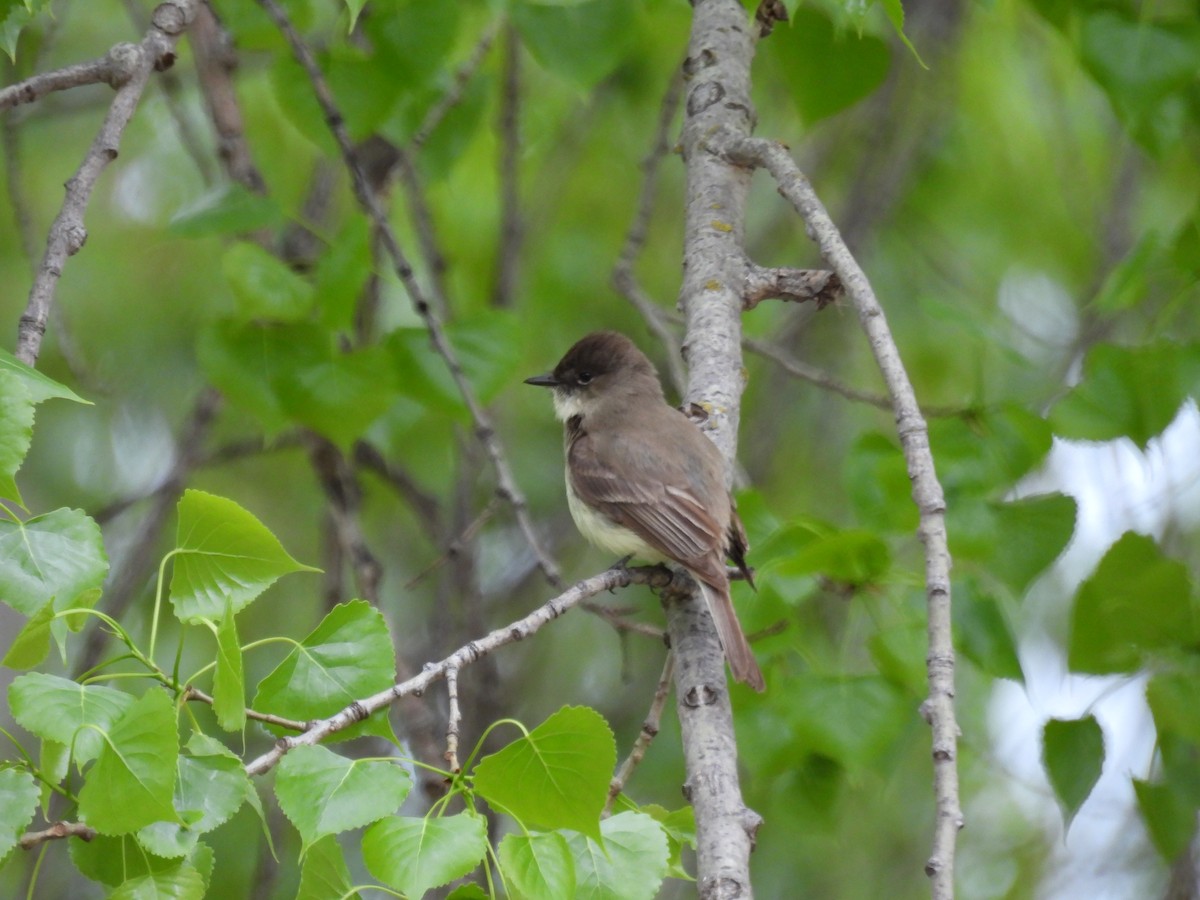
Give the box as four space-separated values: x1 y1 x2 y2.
675 1 762 896
726 134 962 899
14 0 200 366
245 564 675 777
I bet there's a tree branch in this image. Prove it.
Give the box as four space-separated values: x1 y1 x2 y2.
14 0 200 367
256 0 563 592
245 563 676 777
18 821 96 850
612 70 688 396
605 653 675 814
725 134 962 899
674 2 763 895
742 263 841 310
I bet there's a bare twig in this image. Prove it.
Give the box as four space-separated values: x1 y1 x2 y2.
183 687 308 733
306 435 383 605
189 2 266 192
256 0 563 591
493 21 522 309
15 0 201 366
19 821 96 850
404 498 497 590
353 441 443 535
0 52 127 111
612 71 687 395
605 653 675 814
410 19 500 152
245 563 676 777
444 664 462 773
391 149 450 315
726 134 962 899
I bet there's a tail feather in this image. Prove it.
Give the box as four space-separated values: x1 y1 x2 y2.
698 580 765 692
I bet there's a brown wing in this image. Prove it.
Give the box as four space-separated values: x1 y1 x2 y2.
567 429 725 576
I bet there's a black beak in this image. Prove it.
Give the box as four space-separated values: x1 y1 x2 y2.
524 373 559 388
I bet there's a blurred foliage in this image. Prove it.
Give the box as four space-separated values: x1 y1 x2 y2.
1 0 1199 896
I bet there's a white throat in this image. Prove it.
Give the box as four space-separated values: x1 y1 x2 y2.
551 388 585 422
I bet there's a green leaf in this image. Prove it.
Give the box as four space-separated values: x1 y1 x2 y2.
446 885 488 900
109 860 205 900
1 6 34 61
0 368 33 504
1147 663 1200 746
0 508 108 623
138 734 253 857
212 602 246 732
9 673 134 765
341 0 367 31
758 519 890 585
512 0 639 89
879 0 926 67
0 768 39 865
1135 777 1198 861
498 831 576 900
199 321 398 448
1079 12 1200 153
788 675 909 768
70 832 206 886
1068 532 1196 674
297 833 358 900
362 814 488 897
1042 716 1104 827
222 241 315 322
563 811 669 900
275 744 411 851
764 8 891 125
637 804 695 881
253 600 396 742
954 580 1023 683
313 216 372 333
474 706 615 839
2 597 54 668
1050 342 1200 447
843 433 918 533
0 348 88 404
168 185 284 237
78 689 181 835
988 493 1076 594
169 489 319 623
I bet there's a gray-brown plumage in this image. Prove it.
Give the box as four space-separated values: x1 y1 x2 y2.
526 331 764 691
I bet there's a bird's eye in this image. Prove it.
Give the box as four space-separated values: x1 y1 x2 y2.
577 372 593 385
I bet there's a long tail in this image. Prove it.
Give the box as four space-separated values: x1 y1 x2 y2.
698 580 765 692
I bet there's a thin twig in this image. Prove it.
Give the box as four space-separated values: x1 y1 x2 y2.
256 0 563 591
15 0 201 366
189 2 266 191
19 821 97 850
404 498 498 590
183 687 308 732
492 21 522 309
305 435 383 605
409 19 500 152
605 652 675 814
444 664 462 773
612 71 687 395
726 134 962 899
245 563 677 777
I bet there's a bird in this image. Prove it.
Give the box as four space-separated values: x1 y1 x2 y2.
525 331 764 691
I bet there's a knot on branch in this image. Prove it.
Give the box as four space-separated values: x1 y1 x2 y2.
105 44 143 87
64 224 88 255
687 81 725 117
152 0 197 35
682 684 719 708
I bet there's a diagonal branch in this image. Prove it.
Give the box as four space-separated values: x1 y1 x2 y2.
245 563 677 777
725 133 962 900
256 0 563 592
14 0 200 367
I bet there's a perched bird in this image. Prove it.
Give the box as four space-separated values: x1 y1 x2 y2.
525 331 764 691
